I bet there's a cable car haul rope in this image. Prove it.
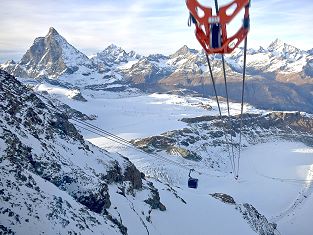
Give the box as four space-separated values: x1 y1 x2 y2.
186 0 251 184
24 0 251 189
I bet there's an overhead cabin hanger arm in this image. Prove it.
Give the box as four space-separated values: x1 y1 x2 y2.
186 0 250 54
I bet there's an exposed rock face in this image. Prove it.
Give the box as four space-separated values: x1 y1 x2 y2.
133 111 313 174
181 112 313 146
0 69 165 235
92 44 141 68
303 59 313 77
144 182 166 211
123 58 173 84
123 161 143 190
210 193 236 204
133 135 176 152
238 204 277 235
133 134 202 161
2 27 93 79
66 89 88 102
210 193 277 235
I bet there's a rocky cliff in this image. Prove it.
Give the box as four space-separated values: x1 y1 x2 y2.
0 69 165 235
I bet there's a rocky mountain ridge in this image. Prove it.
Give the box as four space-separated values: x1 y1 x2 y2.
0 69 167 235
1 27 312 84
133 111 313 173
1 27 312 113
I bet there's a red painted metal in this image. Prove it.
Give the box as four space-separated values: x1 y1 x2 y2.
186 0 250 54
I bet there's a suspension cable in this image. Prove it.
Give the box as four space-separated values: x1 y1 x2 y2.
73 122 191 170
211 0 237 177
32 91 228 178
205 54 235 175
237 36 248 178
71 118 227 178
221 55 236 175
214 0 219 13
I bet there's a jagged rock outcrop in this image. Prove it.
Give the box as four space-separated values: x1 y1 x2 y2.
133 111 313 174
144 182 166 212
210 193 277 235
0 70 165 235
1 27 94 79
238 204 277 235
181 112 313 146
123 58 173 84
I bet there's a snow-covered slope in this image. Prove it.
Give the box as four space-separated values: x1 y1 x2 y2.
32 76 313 234
1 26 313 235
0 69 166 235
2 69 283 235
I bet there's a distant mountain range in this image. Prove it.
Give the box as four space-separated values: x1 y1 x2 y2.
1 27 313 113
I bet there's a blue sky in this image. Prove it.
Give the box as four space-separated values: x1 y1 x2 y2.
0 0 312 62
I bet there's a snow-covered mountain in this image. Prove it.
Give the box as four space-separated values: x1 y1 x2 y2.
1 27 94 79
1 26 313 235
92 44 141 68
228 39 312 83
1 27 312 113
2 28 311 85
119 41 312 86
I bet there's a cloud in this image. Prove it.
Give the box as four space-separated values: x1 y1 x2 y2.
248 0 313 48
0 0 312 62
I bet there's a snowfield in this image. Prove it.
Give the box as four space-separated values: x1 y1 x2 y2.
34 82 265 139
34 83 313 235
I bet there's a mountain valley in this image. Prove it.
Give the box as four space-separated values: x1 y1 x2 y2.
1 27 313 235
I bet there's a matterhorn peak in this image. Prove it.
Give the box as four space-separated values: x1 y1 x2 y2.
47 27 60 37
12 27 92 79
177 45 191 54
106 43 119 50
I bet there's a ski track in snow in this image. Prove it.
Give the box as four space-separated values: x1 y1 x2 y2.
271 163 313 223
239 142 313 223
